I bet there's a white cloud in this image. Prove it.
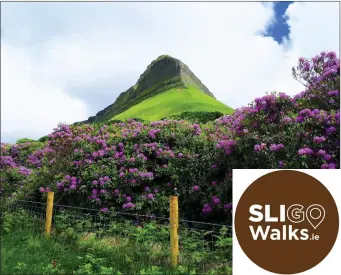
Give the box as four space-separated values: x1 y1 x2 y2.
0 2 339 143
1 43 88 142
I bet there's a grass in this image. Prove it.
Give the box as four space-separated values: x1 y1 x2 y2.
1 229 85 274
113 86 233 121
1 208 232 275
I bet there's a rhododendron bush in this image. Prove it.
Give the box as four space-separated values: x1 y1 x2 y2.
1 52 339 224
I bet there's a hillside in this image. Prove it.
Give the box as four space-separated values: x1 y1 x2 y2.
78 55 232 124
113 86 233 121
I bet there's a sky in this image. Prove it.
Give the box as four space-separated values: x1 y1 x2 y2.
1 1 339 143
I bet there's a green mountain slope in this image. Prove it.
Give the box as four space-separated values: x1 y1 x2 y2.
76 55 233 124
113 86 233 121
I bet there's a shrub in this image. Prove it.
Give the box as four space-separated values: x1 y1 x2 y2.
167 111 224 124
1 51 339 224
16 138 36 144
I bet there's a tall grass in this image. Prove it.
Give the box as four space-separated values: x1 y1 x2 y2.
1 207 232 275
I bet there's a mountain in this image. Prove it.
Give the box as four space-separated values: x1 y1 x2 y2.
78 55 233 124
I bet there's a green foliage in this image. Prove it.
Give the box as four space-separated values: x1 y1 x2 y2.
94 77 186 122
113 86 233 121
2 208 232 274
74 254 116 275
2 209 34 234
139 266 163 275
167 111 224 124
16 138 36 144
38 135 49 142
42 262 66 274
14 262 28 272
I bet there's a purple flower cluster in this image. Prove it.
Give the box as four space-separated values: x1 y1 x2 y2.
269 144 284 152
149 129 161 139
192 185 200 192
328 90 339 97
0 156 17 168
298 147 314 156
321 163 336 169
123 202 136 209
254 143 267 152
313 136 326 144
18 166 33 176
147 193 154 200
202 204 212 214
56 175 81 192
216 140 236 155
39 187 51 193
224 203 232 210
212 195 220 205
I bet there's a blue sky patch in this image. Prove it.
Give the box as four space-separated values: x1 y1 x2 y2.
263 1 293 44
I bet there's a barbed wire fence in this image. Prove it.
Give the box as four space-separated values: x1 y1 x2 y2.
1 197 232 274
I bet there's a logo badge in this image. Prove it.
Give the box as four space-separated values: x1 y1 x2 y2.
235 170 339 274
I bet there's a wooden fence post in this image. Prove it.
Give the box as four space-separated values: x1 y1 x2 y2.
170 195 179 267
45 192 54 236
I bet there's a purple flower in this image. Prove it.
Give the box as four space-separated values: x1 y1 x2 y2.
316 149 327 156
328 90 339 97
224 203 232 210
324 154 332 161
298 147 314 156
147 193 154 200
313 136 326 143
126 196 132 202
101 207 109 213
202 204 212 214
70 185 76 190
192 185 200 192
254 145 261 152
328 163 336 169
126 202 135 209
282 117 292 124
326 126 336 135
213 198 220 205
321 163 329 169
295 116 305 123
92 180 98 185
269 144 284 152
